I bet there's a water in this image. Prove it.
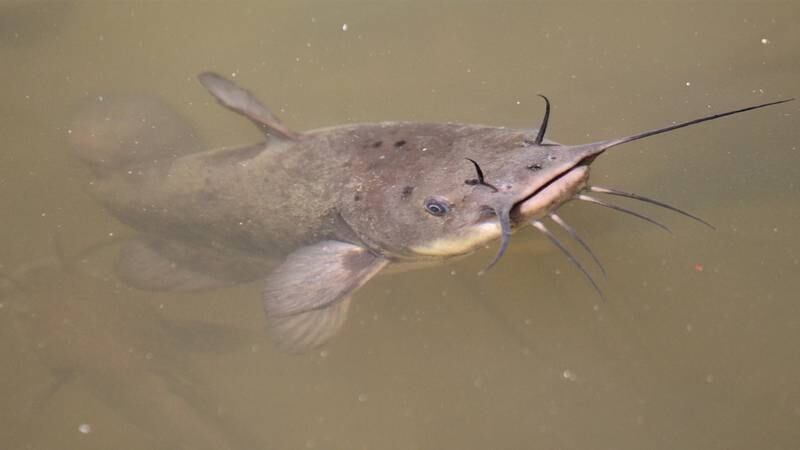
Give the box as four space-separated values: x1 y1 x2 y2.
2 2 799 449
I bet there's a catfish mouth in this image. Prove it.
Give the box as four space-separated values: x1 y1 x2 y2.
509 161 591 226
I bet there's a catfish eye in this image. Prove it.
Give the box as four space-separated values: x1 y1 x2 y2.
424 196 450 216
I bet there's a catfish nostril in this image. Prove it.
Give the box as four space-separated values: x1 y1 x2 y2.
548 155 557 161
527 163 543 170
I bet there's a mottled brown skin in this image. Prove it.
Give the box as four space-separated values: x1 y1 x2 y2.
70 72 791 352
89 122 567 259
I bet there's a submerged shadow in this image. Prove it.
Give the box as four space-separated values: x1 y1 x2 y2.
1 237 265 449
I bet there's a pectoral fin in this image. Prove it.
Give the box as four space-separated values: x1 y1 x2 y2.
263 241 388 352
198 72 299 141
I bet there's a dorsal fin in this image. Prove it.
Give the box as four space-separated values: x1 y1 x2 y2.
198 72 300 141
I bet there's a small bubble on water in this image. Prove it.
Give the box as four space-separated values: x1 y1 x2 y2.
357 393 368 402
78 423 92 434
342 23 348 31
685 81 692 87
562 369 577 381
760 37 770 44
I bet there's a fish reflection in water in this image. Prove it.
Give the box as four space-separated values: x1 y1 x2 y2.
1 239 262 449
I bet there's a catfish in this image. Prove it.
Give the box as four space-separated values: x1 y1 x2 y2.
69 72 792 352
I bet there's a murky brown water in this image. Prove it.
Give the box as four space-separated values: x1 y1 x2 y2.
2 2 799 449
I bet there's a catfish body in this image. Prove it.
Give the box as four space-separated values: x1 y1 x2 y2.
70 72 792 351
87 122 534 259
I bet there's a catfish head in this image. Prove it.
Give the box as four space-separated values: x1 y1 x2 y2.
338 96 793 295
336 117 595 264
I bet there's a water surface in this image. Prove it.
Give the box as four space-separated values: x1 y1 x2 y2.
1 2 799 449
